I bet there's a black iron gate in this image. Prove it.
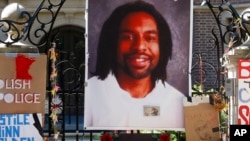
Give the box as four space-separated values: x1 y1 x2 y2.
43 25 86 140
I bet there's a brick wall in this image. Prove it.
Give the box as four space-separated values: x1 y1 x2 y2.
192 0 250 90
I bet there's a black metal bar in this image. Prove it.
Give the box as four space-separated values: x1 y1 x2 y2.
76 92 79 141
90 131 93 141
48 91 52 137
62 92 66 141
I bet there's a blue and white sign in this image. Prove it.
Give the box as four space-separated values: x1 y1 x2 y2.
0 113 43 141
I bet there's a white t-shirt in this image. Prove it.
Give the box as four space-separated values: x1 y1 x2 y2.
84 73 185 130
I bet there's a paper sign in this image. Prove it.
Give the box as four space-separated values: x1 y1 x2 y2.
0 113 43 140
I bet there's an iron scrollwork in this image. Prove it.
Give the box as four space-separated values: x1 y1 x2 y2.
201 0 250 47
192 0 250 94
0 0 66 47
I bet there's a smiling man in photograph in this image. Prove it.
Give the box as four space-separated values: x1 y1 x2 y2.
85 0 186 130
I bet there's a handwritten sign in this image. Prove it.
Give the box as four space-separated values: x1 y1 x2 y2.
183 97 220 141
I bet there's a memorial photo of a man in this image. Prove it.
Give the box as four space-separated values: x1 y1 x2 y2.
85 0 192 130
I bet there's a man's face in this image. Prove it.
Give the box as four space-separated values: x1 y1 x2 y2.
117 12 160 79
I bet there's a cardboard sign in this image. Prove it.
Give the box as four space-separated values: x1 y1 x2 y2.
183 97 220 141
0 113 43 140
0 54 47 114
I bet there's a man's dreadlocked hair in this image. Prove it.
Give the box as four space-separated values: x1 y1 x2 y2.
93 0 173 84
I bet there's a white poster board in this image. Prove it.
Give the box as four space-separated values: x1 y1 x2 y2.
238 59 250 124
0 113 43 140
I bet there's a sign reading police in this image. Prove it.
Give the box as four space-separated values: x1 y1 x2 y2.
0 54 47 114
0 79 41 104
